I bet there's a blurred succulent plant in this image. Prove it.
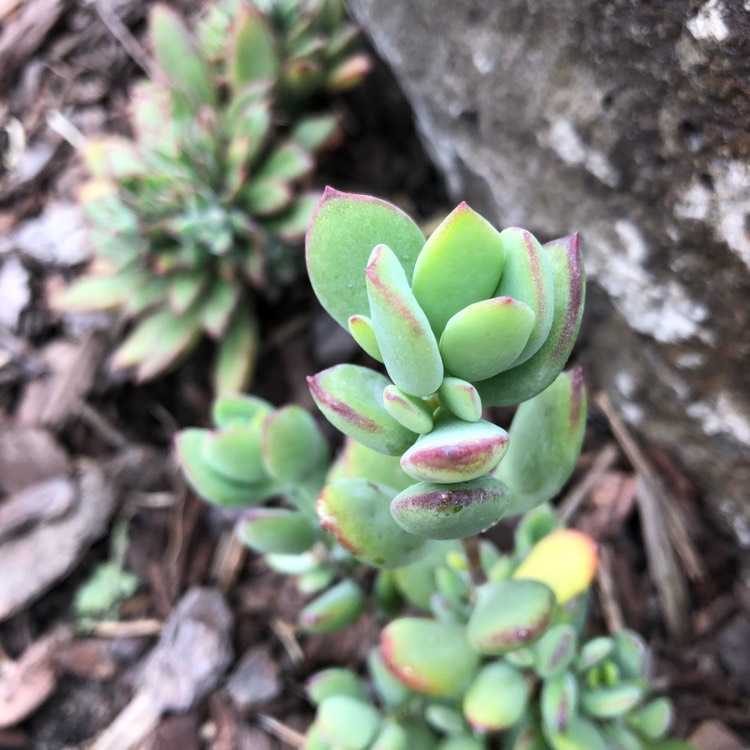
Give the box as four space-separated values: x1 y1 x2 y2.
57 2 368 392
200 0 371 101
304 515 690 750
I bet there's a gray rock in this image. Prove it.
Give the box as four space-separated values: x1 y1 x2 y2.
349 0 750 563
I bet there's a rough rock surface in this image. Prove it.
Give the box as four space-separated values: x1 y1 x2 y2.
349 0 750 559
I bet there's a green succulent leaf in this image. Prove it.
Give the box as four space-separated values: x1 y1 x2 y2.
424 704 467 736
149 5 215 107
380 617 480 698
576 636 614 673
534 624 578 679
306 668 369 707
367 647 414 709
292 114 339 151
370 721 409 750
437 377 482 422
212 393 273 430
493 368 587 515
494 228 555 365
390 476 510 540
55 273 135 312
306 188 426 330
202 428 267 484
467 579 556 655
174 429 274 507
463 661 528 732
261 404 327 482
400 412 509 483
581 682 644 719
478 233 585 406
123 275 170 316
317 478 432 568
612 629 648 679
214 306 258 395
244 178 293 216
440 296 535 382
348 314 384 362
545 717 607 750
366 244 443 397
236 508 317 554
541 672 579 735
299 578 366 634
317 694 381 750
229 6 279 88
257 140 314 181
326 437 413 491
383 385 434 435
411 202 505 337
199 278 242 337
308 364 418 455
628 698 674 740
168 274 206 315
112 307 201 381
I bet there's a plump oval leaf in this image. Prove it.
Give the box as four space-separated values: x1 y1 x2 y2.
411 203 505 336
236 508 316 554
317 694 381 750
149 5 215 106
261 404 327 482
308 364 417 455
438 377 482 422
391 476 510 540
494 228 554 364
366 244 443 396
493 368 587 515
299 579 366 634
401 413 508 483
478 234 585 406
317 478 432 568
467 579 556 655
174 429 275 507
440 297 535 382
381 618 479 698
202 428 267 483
383 385 434 434
463 661 528 731
306 188 425 329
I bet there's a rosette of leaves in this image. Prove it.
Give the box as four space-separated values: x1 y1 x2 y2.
304 522 690 750
306 189 587 540
58 2 366 392
175 393 437 634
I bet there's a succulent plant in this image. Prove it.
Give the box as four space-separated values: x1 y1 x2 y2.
304 524 690 750
306 189 586 540
57 2 368 392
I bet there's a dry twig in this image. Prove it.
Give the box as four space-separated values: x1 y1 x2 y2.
596 544 625 633
558 442 619 523
595 393 696 642
257 714 306 749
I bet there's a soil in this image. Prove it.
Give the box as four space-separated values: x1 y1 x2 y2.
0 2 748 749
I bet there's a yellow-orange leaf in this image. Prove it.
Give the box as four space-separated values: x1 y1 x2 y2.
512 529 598 604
